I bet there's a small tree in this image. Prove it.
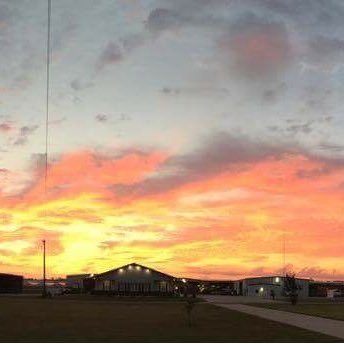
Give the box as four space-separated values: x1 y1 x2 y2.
284 273 298 305
185 298 196 326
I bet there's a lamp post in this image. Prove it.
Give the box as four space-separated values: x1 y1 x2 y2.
42 240 46 297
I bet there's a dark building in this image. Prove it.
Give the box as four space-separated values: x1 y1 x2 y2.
0 273 23 293
93 263 177 296
309 281 344 297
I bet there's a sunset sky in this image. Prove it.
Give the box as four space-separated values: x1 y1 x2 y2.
0 0 343 280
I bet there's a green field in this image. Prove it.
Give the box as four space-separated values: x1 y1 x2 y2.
249 302 344 321
0 296 339 342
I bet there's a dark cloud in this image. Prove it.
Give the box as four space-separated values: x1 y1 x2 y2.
70 79 94 91
0 2 12 31
262 90 277 103
93 1 343 82
145 1 231 34
256 1 344 71
161 87 180 95
262 82 286 103
95 114 108 123
30 153 46 170
322 116 333 123
94 33 144 73
143 1 343 83
261 0 344 27
169 132 286 175
217 13 292 78
308 35 344 66
95 113 132 123
286 121 314 135
267 120 315 136
19 125 39 136
296 166 332 179
120 33 145 53
146 8 184 33
310 36 344 56
119 114 131 121
96 43 123 71
319 142 344 153
95 113 131 123
161 86 229 96
110 132 295 198
13 125 39 146
110 130 344 199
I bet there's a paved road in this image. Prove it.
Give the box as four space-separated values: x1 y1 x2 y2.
204 296 344 340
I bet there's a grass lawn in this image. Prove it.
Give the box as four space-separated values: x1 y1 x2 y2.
280 297 344 304
0 296 340 342
249 303 344 321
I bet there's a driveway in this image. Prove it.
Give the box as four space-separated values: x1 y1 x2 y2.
204 295 344 340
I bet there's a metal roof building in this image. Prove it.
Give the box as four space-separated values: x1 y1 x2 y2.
0 273 23 293
93 262 177 296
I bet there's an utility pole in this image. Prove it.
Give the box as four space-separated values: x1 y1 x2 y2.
282 232 286 276
42 240 46 297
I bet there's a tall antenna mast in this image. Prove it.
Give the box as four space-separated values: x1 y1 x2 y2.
42 0 51 297
45 0 51 191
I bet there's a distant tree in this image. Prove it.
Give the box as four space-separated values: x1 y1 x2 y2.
284 273 299 305
185 298 196 326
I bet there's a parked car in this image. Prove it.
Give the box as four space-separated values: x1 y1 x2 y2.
333 290 343 297
327 289 343 298
46 286 66 296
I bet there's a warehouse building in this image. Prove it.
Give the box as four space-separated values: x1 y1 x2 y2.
93 262 177 295
234 276 309 298
0 273 23 293
65 262 344 299
309 280 344 297
66 273 92 291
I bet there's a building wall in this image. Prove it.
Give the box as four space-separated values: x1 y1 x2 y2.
94 266 175 293
235 276 309 298
0 273 23 293
66 274 91 290
309 282 344 297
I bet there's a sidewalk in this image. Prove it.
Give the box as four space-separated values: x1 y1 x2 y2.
213 302 344 340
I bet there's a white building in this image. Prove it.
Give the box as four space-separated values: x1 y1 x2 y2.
93 263 177 295
234 276 309 298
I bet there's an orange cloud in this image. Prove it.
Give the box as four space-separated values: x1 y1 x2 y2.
12 149 167 204
0 122 13 133
0 143 343 280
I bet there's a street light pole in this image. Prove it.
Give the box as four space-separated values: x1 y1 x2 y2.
42 239 46 297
